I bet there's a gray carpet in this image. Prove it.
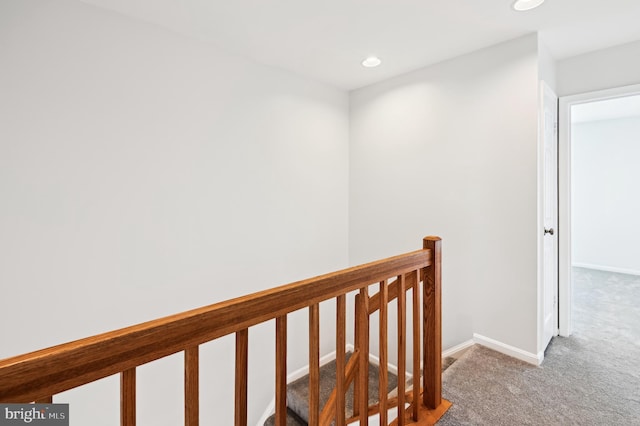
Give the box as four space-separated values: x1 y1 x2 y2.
265 352 398 425
286 352 398 422
438 267 640 425
264 408 307 426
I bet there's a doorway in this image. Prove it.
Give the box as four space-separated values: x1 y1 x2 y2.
558 83 640 336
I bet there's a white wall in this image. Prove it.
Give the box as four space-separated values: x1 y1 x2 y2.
557 40 640 96
538 35 557 92
349 35 540 357
0 1 349 424
572 117 640 275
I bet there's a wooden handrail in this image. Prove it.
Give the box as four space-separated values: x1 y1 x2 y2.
0 249 429 403
0 236 450 426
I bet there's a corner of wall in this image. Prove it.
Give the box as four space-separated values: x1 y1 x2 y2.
537 33 558 92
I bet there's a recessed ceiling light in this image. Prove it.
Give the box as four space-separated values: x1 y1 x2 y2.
512 0 545 11
362 56 382 68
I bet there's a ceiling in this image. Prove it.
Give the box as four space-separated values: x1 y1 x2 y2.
80 0 640 91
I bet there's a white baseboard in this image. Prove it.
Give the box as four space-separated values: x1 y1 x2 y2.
572 262 640 277
473 334 543 366
367 349 410 380
442 339 475 359
255 399 275 426
257 336 541 425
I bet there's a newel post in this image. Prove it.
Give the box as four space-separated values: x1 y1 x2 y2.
422 236 442 409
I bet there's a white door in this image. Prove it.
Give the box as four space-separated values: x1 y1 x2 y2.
541 82 559 349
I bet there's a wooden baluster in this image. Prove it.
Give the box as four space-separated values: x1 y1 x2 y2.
120 368 136 426
353 294 361 418
397 274 406 426
185 346 199 426
276 316 288 426
336 295 346 426
309 305 320 426
357 287 370 425
235 329 249 426
411 269 421 421
423 236 442 409
319 349 360 426
379 280 388 426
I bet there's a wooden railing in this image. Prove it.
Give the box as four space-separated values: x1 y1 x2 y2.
0 236 450 425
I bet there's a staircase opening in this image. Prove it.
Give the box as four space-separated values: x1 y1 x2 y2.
0 236 450 425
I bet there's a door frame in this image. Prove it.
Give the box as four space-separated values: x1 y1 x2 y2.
558 82 640 336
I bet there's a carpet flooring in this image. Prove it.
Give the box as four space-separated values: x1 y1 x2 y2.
265 352 398 425
437 267 640 425
286 352 398 423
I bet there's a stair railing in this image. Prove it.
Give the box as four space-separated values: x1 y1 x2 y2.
0 236 449 425
319 237 450 426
